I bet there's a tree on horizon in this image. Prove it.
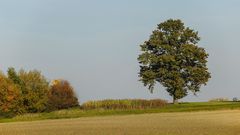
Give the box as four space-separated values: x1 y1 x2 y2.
138 19 211 103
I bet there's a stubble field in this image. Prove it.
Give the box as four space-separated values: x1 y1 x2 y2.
0 110 240 135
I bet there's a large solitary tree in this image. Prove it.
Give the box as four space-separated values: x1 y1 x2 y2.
138 19 211 103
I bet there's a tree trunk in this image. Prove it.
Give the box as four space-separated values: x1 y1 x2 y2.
173 97 178 104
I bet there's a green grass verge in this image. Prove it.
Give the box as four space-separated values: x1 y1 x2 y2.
0 101 239 123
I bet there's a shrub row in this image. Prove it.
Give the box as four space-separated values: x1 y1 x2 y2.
209 98 230 102
81 99 168 110
232 97 240 102
0 67 79 117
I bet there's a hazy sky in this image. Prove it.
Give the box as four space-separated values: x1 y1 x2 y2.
0 0 240 102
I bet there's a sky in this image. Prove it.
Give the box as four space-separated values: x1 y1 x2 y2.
0 0 240 102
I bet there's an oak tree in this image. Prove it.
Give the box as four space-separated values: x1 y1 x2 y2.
138 19 211 103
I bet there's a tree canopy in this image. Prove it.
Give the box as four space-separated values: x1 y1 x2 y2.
17 69 50 112
138 19 211 103
0 72 22 116
47 79 79 111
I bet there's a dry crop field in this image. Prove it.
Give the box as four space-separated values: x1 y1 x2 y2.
0 110 240 135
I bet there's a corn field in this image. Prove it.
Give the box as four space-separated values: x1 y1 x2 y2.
81 99 168 110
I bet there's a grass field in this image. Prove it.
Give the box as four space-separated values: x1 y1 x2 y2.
0 110 240 135
1 101 240 123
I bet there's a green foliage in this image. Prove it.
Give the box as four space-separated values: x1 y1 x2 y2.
47 80 79 111
7 67 26 114
81 99 167 110
138 19 211 103
7 67 22 85
17 69 50 113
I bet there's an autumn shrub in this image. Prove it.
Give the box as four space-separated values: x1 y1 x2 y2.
81 99 168 110
0 72 22 117
47 80 79 111
2 68 81 115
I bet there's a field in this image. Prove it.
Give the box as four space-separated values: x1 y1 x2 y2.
0 110 240 135
0 102 240 135
1 101 240 123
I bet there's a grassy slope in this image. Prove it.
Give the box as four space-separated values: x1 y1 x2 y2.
1 110 240 135
0 102 239 123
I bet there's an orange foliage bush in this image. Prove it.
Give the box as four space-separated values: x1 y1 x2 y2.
0 73 22 116
47 80 79 111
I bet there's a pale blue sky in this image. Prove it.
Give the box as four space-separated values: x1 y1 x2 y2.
0 0 240 102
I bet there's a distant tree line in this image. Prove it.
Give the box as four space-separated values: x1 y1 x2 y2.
0 67 79 117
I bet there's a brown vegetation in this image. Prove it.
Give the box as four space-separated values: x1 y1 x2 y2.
47 79 79 111
81 99 167 110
